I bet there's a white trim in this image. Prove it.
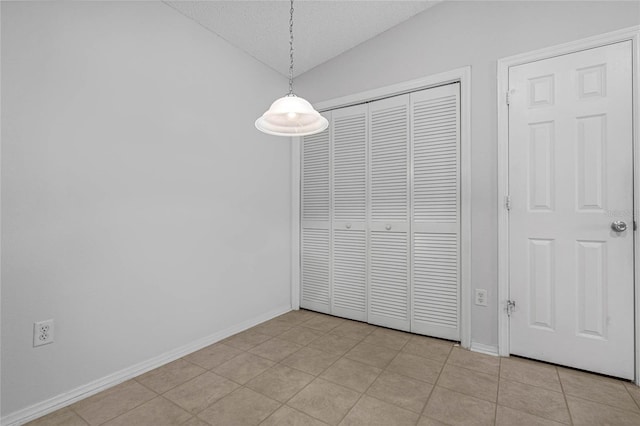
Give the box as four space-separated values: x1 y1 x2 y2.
459 67 472 351
470 341 500 357
496 26 640 380
290 139 301 310
294 66 472 349
1 305 291 426
633 27 640 388
315 67 471 113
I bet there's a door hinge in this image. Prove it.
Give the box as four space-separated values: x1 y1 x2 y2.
506 300 516 317
506 91 512 106
505 195 512 211
634 220 637 231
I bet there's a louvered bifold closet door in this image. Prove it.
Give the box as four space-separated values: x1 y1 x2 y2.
331 105 368 321
410 84 460 340
301 112 331 313
368 94 411 331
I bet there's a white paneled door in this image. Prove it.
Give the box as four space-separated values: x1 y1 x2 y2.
508 41 634 379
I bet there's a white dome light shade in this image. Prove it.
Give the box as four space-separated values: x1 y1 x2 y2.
255 95 328 137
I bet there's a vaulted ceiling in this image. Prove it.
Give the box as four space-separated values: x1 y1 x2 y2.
165 1 440 78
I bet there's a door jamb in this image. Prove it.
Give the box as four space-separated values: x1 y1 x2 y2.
496 26 640 383
291 66 472 349
290 140 301 310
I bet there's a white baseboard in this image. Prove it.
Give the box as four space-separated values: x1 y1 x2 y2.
470 341 500 357
1 304 291 426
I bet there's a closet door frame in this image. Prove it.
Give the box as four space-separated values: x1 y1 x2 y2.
497 27 640 379
292 66 472 350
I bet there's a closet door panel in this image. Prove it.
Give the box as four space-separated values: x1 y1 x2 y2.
370 99 409 222
301 113 331 313
411 84 460 339
333 106 367 222
301 228 331 312
368 95 411 331
369 228 410 330
413 232 458 336
333 229 367 319
331 105 368 321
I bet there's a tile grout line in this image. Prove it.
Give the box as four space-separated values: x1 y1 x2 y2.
164 317 315 423
65 405 91 426
494 357 501 426
273 318 356 425
91 395 169 426
243 314 354 425
141 360 211 396
281 317 417 424
331 354 389 426
417 343 453 423
554 369 640 417
279 317 640 424
496 362 565 394
556 366 574 426
254 312 332 424
72 345 221 425
188 345 246 374
497 372 575 425
197 323 309 426
555 389 640 417
40 312 508 426
63 311 640 425
623 383 640 411
73 379 162 425
250 329 306 426
26 312 318 426
239 385 285 426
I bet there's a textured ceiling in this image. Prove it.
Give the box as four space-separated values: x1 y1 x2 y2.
165 1 440 78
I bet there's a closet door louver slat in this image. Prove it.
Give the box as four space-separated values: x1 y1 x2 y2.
301 112 331 313
368 95 411 331
411 84 461 340
331 105 368 321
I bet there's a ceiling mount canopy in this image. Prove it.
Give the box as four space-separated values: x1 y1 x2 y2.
255 0 328 137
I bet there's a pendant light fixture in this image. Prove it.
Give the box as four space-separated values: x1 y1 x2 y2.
255 0 328 137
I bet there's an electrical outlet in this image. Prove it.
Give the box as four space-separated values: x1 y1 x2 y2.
475 289 488 307
33 319 54 347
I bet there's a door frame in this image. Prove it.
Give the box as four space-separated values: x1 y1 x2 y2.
291 66 472 349
497 26 640 383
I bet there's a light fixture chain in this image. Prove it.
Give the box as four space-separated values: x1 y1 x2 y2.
288 0 294 95
255 0 328 136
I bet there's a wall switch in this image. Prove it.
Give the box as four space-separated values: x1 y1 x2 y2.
33 319 54 347
475 289 488 307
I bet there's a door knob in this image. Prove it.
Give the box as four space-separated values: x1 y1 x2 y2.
385 224 392 230
611 221 628 232
346 223 351 229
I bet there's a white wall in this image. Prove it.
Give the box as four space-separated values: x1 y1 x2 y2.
1 1 291 417
296 1 640 349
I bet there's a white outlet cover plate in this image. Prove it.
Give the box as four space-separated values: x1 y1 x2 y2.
33 319 54 347
475 289 488 307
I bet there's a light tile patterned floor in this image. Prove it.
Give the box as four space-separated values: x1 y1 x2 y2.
28 310 640 425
